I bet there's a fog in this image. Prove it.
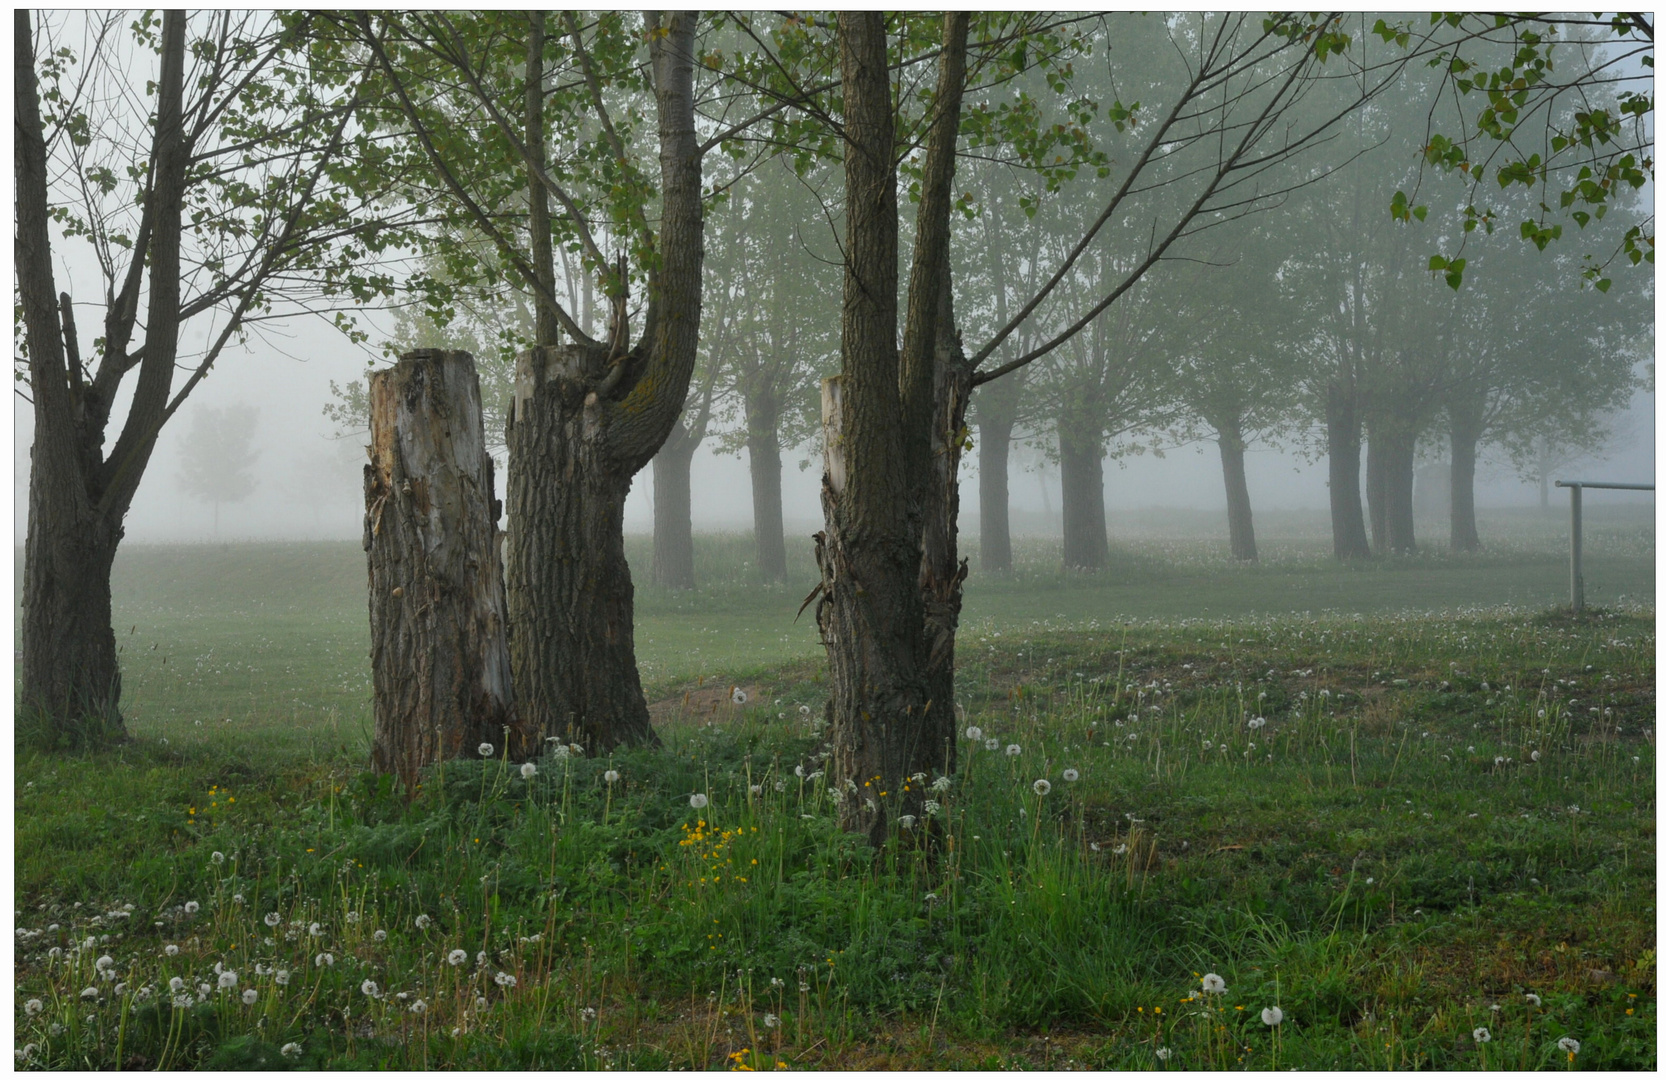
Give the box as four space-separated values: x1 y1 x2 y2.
12 315 1653 547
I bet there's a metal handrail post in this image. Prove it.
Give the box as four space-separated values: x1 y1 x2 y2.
1554 480 1655 613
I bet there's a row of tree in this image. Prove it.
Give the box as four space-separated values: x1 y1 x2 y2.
18 13 1653 840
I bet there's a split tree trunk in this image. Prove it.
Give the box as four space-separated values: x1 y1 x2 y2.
1325 380 1371 559
1383 433 1417 553
506 344 657 751
975 373 1022 573
1059 421 1109 570
365 350 521 784
651 422 697 588
1217 418 1258 561
20 482 123 727
745 392 788 581
1448 391 1484 552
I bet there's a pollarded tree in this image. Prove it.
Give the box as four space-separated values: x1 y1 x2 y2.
177 404 261 537
16 10 414 733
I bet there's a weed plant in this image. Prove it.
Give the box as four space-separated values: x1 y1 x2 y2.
14 605 1653 1070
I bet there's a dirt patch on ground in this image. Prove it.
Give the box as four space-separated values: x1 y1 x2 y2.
649 683 767 729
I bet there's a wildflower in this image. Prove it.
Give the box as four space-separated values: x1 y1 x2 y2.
242 989 257 1005
95 955 115 972
415 914 432 930
899 815 917 830
794 765 805 778
582 1006 598 1021
1005 744 1021 756
1062 768 1079 782
1033 779 1052 796
360 979 379 998
771 978 785 989
309 922 323 937
924 799 943 817
1248 717 1266 730
1472 1027 1490 1043
233 893 244 905
965 725 983 741
605 769 620 784
690 793 709 809
1155 1047 1171 1061
1201 973 1226 994
1524 992 1541 1006
1558 1037 1579 1055
1113 843 1128 855
25 998 43 1016
568 743 584 756
494 971 517 988
183 901 199 915
80 987 98 1000
931 775 951 793
985 738 1000 751
264 912 281 927
1494 756 1505 766
1261 1006 1283 1026
211 851 225 865
799 704 811 716
315 953 334 968
924 892 940 905
476 952 487 966
280 1043 302 1059
1531 750 1541 761
218 971 238 990
169 977 185 993
764 1012 780 1028
478 743 494 757
411 999 428 1014
448 949 468 966
275 970 290 986
731 688 748 705
520 762 537 779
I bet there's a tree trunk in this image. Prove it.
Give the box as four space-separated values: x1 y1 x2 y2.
816 12 966 846
1325 381 1371 559
745 391 788 581
1216 418 1258 561
1058 420 1108 570
365 351 522 784
1365 422 1388 556
1448 391 1484 552
651 423 697 588
506 344 657 751
975 374 1021 573
1384 431 1417 553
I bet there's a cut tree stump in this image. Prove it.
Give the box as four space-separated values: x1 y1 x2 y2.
365 350 526 786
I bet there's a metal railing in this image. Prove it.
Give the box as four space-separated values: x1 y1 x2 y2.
1553 479 1655 612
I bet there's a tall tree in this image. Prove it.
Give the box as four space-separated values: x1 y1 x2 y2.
177 404 261 537
16 11 407 732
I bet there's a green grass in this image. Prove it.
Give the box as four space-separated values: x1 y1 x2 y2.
12 514 1656 1069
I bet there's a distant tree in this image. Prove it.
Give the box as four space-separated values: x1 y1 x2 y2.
178 405 261 536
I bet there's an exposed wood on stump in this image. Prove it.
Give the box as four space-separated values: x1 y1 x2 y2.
365 350 522 786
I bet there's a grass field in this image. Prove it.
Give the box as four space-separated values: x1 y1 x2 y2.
12 505 1656 1069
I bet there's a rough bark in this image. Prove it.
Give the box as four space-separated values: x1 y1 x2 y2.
1365 420 1388 555
744 390 788 581
817 12 966 845
365 351 522 784
1324 380 1371 559
1448 390 1484 552
1383 432 1417 554
975 374 1021 573
17 11 188 732
651 423 697 588
1058 418 1109 570
1216 417 1258 561
503 13 703 752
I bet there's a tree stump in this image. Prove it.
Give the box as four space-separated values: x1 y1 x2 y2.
365 350 524 786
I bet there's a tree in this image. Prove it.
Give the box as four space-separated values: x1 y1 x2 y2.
177 404 260 536
16 10 409 732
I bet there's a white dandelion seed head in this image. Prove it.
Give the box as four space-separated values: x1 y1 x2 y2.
581 1005 598 1021
604 769 620 784
799 704 811 716
1005 744 1021 756
211 851 225 865
494 971 517 987
415 914 432 930
1558 1037 1579 1054
164 944 179 956
218 971 238 989
360 979 379 998
1248 717 1266 730
794 765 805 778
1201 973 1226 994
448 949 468 966
169 977 185 993
1033 779 1052 796
1155 1047 1171 1061
985 738 1000 752
731 687 748 705
183 901 199 915
764 1012 780 1028
1531 750 1541 761
241 989 257 1005
281 1042 302 1059
1261 1006 1283 1026
1472 1027 1490 1043
1524 992 1541 1006
80 987 98 1000
95 955 115 971
476 951 487 967
689 793 709 809
1062 768 1079 782
263 912 281 927
275 969 290 985
965 725 983 741
25 998 44 1016
1113 843 1128 855
411 999 427 1014
478 743 494 757
370 928 386 942
315 952 334 968
750 784 762 796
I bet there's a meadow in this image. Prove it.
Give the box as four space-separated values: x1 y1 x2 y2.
12 505 1656 1069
